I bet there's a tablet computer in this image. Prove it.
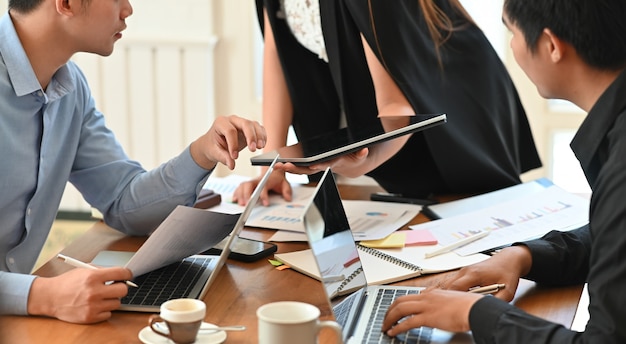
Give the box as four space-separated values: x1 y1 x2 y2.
250 113 446 166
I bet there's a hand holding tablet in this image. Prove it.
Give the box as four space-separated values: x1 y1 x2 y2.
250 113 446 166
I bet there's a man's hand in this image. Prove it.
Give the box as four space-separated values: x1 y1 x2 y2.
28 267 133 324
439 245 533 303
382 289 482 336
190 115 266 170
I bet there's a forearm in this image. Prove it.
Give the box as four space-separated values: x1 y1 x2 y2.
262 8 293 152
89 147 211 235
326 34 415 177
27 277 54 317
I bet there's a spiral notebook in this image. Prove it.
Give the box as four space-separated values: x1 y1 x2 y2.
274 180 488 297
289 168 474 343
275 242 487 298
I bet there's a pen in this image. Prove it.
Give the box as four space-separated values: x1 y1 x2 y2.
424 230 490 259
468 283 506 295
370 192 439 206
322 274 346 283
57 253 138 288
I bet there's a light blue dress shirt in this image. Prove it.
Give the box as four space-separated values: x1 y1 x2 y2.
0 13 212 315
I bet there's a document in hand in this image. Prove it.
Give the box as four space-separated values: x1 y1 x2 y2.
124 205 239 276
411 183 590 256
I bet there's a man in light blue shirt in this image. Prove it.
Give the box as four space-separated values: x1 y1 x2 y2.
0 0 266 323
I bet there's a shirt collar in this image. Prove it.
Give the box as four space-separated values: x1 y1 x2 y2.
571 68 626 173
0 12 75 101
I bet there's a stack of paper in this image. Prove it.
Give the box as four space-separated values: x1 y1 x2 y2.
250 198 421 242
203 175 421 242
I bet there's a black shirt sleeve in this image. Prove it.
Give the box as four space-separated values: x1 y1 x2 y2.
470 296 579 344
521 225 591 286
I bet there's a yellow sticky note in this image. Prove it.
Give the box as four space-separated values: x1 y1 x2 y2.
268 259 284 267
360 232 406 248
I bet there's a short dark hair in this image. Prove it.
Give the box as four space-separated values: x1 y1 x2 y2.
9 0 92 13
8 0 44 13
504 0 626 71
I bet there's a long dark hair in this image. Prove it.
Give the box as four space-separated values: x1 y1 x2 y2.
368 0 476 69
419 0 474 53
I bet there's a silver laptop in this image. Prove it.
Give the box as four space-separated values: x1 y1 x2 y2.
303 168 474 343
93 156 278 312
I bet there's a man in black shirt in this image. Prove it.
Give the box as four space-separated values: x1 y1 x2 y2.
382 0 626 342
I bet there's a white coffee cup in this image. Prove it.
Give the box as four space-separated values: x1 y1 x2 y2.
149 298 206 344
257 301 343 344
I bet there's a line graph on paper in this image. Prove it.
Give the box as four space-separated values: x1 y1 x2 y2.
410 186 589 256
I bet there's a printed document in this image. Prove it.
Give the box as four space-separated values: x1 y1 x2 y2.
410 185 589 256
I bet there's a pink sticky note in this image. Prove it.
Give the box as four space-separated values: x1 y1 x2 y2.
403 229 438 246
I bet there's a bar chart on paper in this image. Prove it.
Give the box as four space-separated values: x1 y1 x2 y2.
410 186 590 256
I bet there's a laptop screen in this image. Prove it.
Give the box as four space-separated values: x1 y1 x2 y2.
303 168 367 299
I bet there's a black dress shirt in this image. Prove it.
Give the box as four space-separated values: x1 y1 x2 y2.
469 69 626 343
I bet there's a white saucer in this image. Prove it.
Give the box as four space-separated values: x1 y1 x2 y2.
138 322 227 344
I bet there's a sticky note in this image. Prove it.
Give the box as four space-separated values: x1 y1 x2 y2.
404 229 438 246
360 232 407 248
268 259 284 266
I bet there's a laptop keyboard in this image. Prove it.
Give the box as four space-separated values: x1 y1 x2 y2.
364 288 432 344
122 256 215 306
334 291 359 328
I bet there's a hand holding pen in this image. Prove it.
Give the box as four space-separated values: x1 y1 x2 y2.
27 254 136 323
57 253 138 287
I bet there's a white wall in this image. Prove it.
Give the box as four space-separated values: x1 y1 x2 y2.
2 0 263 211
1 0 590 213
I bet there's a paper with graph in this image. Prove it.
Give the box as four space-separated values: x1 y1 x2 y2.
410 185 590 256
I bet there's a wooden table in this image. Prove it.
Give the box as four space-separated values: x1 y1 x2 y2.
0 185 583 343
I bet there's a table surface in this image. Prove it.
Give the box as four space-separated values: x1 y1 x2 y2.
0 184 584 344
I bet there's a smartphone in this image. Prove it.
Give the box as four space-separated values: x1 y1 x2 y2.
203 237 277 262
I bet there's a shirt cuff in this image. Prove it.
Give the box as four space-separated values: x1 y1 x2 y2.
0 272 36 315
513 240 557 282
180 145 215 175
174 145 214 194
469 295 513 341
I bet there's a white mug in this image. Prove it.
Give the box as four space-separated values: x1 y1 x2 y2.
149 298 206 344
257 301 343 344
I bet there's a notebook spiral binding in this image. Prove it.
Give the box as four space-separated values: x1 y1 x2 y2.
336 266 364 294
357 244 424 273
